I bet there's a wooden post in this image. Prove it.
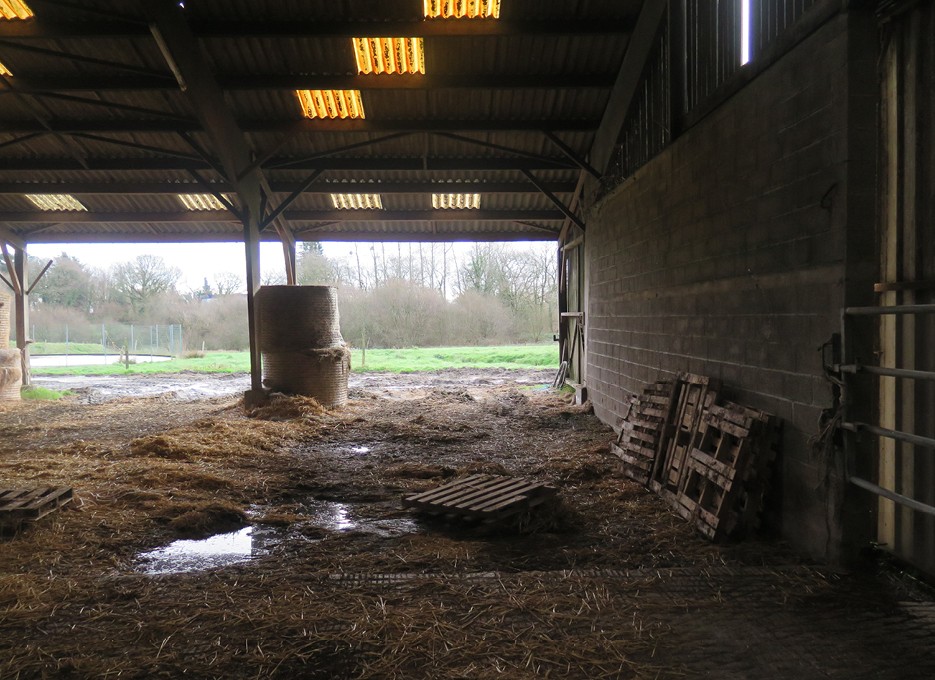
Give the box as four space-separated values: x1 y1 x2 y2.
243 214 263 398
276 224 297 285
13 247 29 388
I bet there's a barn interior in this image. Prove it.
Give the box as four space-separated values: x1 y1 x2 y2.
1 0 935 677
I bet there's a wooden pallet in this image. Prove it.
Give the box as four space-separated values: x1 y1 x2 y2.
611 381 675 484
0 486 74 529
678 402 779 540
649 373 719 500
403 475 557 521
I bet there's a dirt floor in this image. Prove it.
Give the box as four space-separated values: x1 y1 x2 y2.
2 370 934 679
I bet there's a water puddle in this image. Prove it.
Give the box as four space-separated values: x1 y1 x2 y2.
137 526 276 575
304 500 419 538
136 504 420 574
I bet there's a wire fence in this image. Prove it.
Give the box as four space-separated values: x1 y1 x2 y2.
24 323 185 357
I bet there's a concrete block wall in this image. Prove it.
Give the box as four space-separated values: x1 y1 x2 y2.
584 13 877 562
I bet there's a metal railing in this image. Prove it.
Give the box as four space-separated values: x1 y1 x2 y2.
838 303 935 518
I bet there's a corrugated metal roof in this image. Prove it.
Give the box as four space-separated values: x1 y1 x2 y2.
0 0 641 244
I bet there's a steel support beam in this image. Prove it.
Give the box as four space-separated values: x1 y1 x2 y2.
142 0 266 396
589 0 667 175
520 170 585 230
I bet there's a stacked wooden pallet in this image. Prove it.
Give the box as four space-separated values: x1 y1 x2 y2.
611 373 780 542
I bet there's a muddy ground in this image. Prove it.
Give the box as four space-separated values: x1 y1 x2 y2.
2 370 934 679
34 367 554 403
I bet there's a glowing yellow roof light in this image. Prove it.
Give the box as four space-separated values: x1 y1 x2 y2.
352 37 424 75
0 60 11 76
432 193 481 209
424 0 500 19
296 89 365 120
177 194 229 211
0 0 34 20
25 194 87 211
330 193 383 210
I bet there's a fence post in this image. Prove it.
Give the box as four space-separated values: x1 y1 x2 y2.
178 324 184 357
65 324 69 367
101 324 107 362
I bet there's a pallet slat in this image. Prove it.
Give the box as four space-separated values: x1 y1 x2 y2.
404 475 556 522
0 486 74 526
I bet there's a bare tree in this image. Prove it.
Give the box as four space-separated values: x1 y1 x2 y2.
213 272 243 296
111 255 181 318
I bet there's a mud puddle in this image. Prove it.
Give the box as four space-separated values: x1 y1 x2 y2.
137 502 418 574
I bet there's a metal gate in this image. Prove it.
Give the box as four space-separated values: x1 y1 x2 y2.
839 303 935 577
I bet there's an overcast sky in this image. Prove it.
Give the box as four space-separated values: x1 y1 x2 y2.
25 241 551 294
27 241 289 293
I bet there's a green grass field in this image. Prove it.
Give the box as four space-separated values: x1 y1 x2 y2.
30 344 559 376
30 342 116 355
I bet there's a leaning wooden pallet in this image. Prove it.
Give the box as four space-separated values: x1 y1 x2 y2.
611 380 675 484
649 373 719 506
678 401 779 540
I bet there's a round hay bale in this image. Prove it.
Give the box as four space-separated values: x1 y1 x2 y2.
262 346 351 408
0 291 10 350
256 285 350 406
256 285 343 351
0 348 22 401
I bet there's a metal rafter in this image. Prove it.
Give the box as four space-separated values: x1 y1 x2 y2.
0 157 580 172
0 40 175 80
15 228 557 244
431 132 577 167
0 209 564 223
0 181 578 194
0 18 632 39
544 131 600 179
7 73 617 92
266 132 418 170
520 169 585 231
29 92 193 122
0 119 599 134
0 76 90 170
589 0 668 175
